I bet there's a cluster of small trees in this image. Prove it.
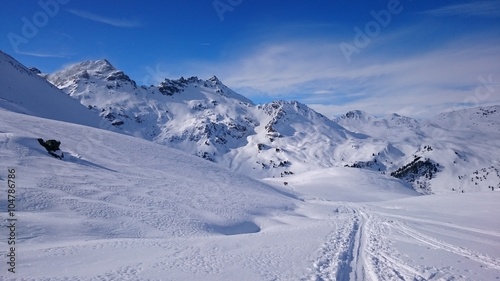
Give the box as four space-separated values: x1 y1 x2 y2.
345 159 384 171
467 166 500 191
390 157 439 182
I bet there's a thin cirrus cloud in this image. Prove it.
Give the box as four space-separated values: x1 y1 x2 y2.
67 9 141 27
16 50 70 58
204 34 500 118
423 1 500 18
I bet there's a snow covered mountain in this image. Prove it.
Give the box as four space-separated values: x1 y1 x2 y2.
2 52 498 194
47 60 366 178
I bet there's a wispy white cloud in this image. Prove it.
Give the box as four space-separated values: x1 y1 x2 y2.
67 9 141 27
16 50 69 58
191 34 500 118
423 1 500 18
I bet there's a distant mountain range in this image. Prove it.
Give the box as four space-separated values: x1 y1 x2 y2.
1 50 499 194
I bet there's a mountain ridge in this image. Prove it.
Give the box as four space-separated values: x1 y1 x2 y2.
45 59 363 179
1 51 499 194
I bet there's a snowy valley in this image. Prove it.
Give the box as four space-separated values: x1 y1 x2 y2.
1 50 499 280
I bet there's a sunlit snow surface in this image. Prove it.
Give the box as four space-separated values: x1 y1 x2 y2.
0 109 499 280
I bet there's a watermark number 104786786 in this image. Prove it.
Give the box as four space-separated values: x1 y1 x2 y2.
6 168 17 274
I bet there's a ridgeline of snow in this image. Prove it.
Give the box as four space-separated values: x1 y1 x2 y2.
0 51 103 128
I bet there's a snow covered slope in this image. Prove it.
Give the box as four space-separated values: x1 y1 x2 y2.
0 50 103 128
266 167 419 202
421 106 500 193
0 108 299 279
0 108 295 237
1 108 499 280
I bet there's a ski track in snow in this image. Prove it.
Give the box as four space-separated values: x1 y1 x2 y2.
305 201 500 281
374 212 500 239
306 202 415 281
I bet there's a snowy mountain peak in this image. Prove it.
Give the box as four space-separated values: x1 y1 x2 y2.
336 110 374 122
208 75 221 83
48 59 132 89
388 112 415 122
84 59 114 71
385 113 421 129
259 100 335 127
431 105 500 131
157 76 200 96
206 76 254 105
72 59 116 75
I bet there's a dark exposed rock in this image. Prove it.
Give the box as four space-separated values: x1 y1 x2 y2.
158 76 200 96
80 70 90 79
29 67 42 74
112 120 124 126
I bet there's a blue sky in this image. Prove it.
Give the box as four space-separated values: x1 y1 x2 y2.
1 0 500 117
